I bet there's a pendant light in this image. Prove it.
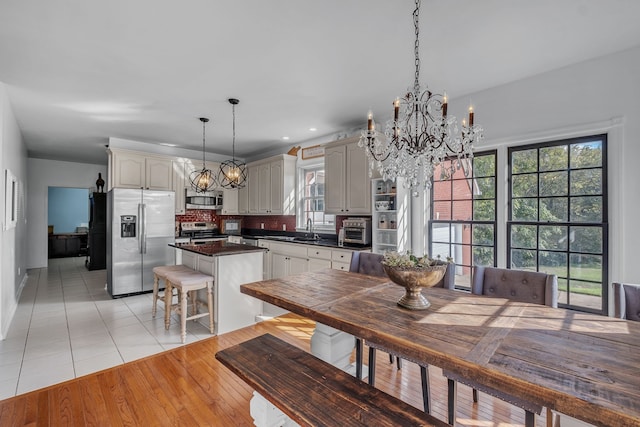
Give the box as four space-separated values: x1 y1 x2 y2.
189 117 217 192
218 98 247 189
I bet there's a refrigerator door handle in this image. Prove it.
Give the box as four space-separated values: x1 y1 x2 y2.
141 203 147 254
138 203 143 254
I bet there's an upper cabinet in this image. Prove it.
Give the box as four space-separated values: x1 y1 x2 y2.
247 155 296 215
109 149 172 191
325 136 374 214
172 160 186 214
221 188 239 215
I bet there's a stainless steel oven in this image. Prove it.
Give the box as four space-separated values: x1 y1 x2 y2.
342 218 372 245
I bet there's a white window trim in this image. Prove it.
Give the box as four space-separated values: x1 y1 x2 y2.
296 161 335 234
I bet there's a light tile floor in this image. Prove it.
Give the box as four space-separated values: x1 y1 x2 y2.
0 257 215 400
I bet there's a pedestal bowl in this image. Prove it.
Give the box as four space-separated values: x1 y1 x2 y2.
383 263 447 310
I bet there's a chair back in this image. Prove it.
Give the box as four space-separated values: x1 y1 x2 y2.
613 282 640 321
472 266 558 307
349 252 455 289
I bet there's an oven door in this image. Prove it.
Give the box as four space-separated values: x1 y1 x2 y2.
343 227 365 244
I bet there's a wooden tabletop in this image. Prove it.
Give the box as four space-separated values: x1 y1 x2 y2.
241 269 640 427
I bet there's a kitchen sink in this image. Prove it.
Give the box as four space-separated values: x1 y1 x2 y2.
292 236 321 242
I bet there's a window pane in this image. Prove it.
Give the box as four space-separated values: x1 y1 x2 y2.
452 179 473 200
570 226 602 254
540 171 567 196
540 145 568 171
452 200 472 221
452 244 471 266
472 224 494 245
540 197 568 222
512 149 538 174
570 169 602 195
473 200 495 221
557 277 569 305
567 280 602 310
473 155 495 178
473 246 494 266
539 251 567 277
511 225 537 249
539 225 567 250
571 141 602 168
511 249 537 270
570 196 602 222
431 223 452 243
474 177 495 199
569 254 602 282
433 201 451 220
512 198 538 221
433 179 451 201
431 242 450 259
512 174 538 197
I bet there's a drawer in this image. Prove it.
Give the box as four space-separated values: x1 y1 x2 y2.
269 241 300 257
307 247 332 260
332 261 351 271
331 250 352 263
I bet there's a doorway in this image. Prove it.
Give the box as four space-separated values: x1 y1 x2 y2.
47 187 89 258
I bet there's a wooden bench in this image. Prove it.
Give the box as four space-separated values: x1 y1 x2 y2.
215 333 448 427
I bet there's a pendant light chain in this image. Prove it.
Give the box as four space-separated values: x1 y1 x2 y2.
413 0 420 93
232 102 237 162
218 98 247 189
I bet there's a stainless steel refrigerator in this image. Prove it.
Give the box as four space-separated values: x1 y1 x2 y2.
106 188 175 297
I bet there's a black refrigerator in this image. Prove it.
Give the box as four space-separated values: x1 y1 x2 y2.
87 192 106 270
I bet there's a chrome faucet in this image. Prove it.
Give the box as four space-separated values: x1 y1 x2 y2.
306 218 319 240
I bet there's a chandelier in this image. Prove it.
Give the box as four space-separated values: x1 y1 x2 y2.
190 117 217 193
358 0 483 193
218 98 247 189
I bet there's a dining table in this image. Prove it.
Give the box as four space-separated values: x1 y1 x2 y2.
241 268 640 427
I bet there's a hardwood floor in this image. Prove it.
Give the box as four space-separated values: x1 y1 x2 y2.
0 313 548 426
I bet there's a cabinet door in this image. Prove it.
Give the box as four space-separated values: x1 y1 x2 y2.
271 253 289 279
238 185 249 214
248 164 260 214
345 141 371 214
146 157 173 190
172 161 186 214
324 145 346 213
222 188 239 215
113 152 145 188
257 163 271 213
288 255 309 275
269 160 283 214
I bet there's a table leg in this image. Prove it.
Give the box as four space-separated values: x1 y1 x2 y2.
249 391 299 427
310 323 357 376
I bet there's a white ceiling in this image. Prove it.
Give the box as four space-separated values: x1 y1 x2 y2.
1 0 640 165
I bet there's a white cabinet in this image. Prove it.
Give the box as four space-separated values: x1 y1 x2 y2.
308 247 332 271
371 178 411 254
247 155 296 215
324 136 373 214
172 160 186 214
109 149 172 191
269 241 309 279
221 188 239 215
258 239 271 279
238 185 249 214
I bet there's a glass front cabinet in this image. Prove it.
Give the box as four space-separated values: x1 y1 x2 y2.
371 178 410 254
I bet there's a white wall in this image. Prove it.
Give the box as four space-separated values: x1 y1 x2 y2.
423 45 640 307
0 82 28 339
27 159 107 269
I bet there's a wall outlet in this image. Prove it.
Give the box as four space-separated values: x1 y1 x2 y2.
282 224 286 231
260 223 264 229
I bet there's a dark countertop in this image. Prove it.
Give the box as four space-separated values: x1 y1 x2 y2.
170 241 268 257
239 229 371 250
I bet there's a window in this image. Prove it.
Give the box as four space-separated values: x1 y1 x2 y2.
429 151 497 290
298 166 335 231
508 135 607 314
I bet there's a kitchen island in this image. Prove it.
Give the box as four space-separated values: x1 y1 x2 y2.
170 241 267 335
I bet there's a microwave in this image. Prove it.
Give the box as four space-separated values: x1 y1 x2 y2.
342 218 372 245
185 189 223 210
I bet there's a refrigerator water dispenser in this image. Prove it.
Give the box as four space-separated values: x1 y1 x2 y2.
120 215 136 238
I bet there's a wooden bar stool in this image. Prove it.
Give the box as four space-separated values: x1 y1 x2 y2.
151 265 194 318
164 270 215 343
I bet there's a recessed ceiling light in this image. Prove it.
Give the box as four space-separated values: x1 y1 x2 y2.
282 136 290 140
159 143 177 147
309 128 317 132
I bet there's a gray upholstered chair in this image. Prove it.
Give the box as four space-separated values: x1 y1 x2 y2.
349 251 455 414
445 266 558 426
613 282 640 321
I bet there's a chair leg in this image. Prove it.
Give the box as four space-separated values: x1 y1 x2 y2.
180 288 188 344
396 356 402 370
164 282 172 330
152 274 159 317
420 365 430 414
447 378 456 425
207 282 214 334
388 353 394 364
355 338 363 380
368 347 377 386
472 388 478 403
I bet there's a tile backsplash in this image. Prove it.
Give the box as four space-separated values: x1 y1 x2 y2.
175 210 296 232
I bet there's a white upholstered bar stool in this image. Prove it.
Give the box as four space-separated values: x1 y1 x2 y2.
164 270 215 343
151 265 194 318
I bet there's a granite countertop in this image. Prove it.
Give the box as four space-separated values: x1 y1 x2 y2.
170 241 268 257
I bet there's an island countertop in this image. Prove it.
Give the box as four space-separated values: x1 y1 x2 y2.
170 241 268 257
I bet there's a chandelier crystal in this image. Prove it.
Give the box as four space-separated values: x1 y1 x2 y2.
189 117 217 193
358 0 483 193
218 98 247 189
